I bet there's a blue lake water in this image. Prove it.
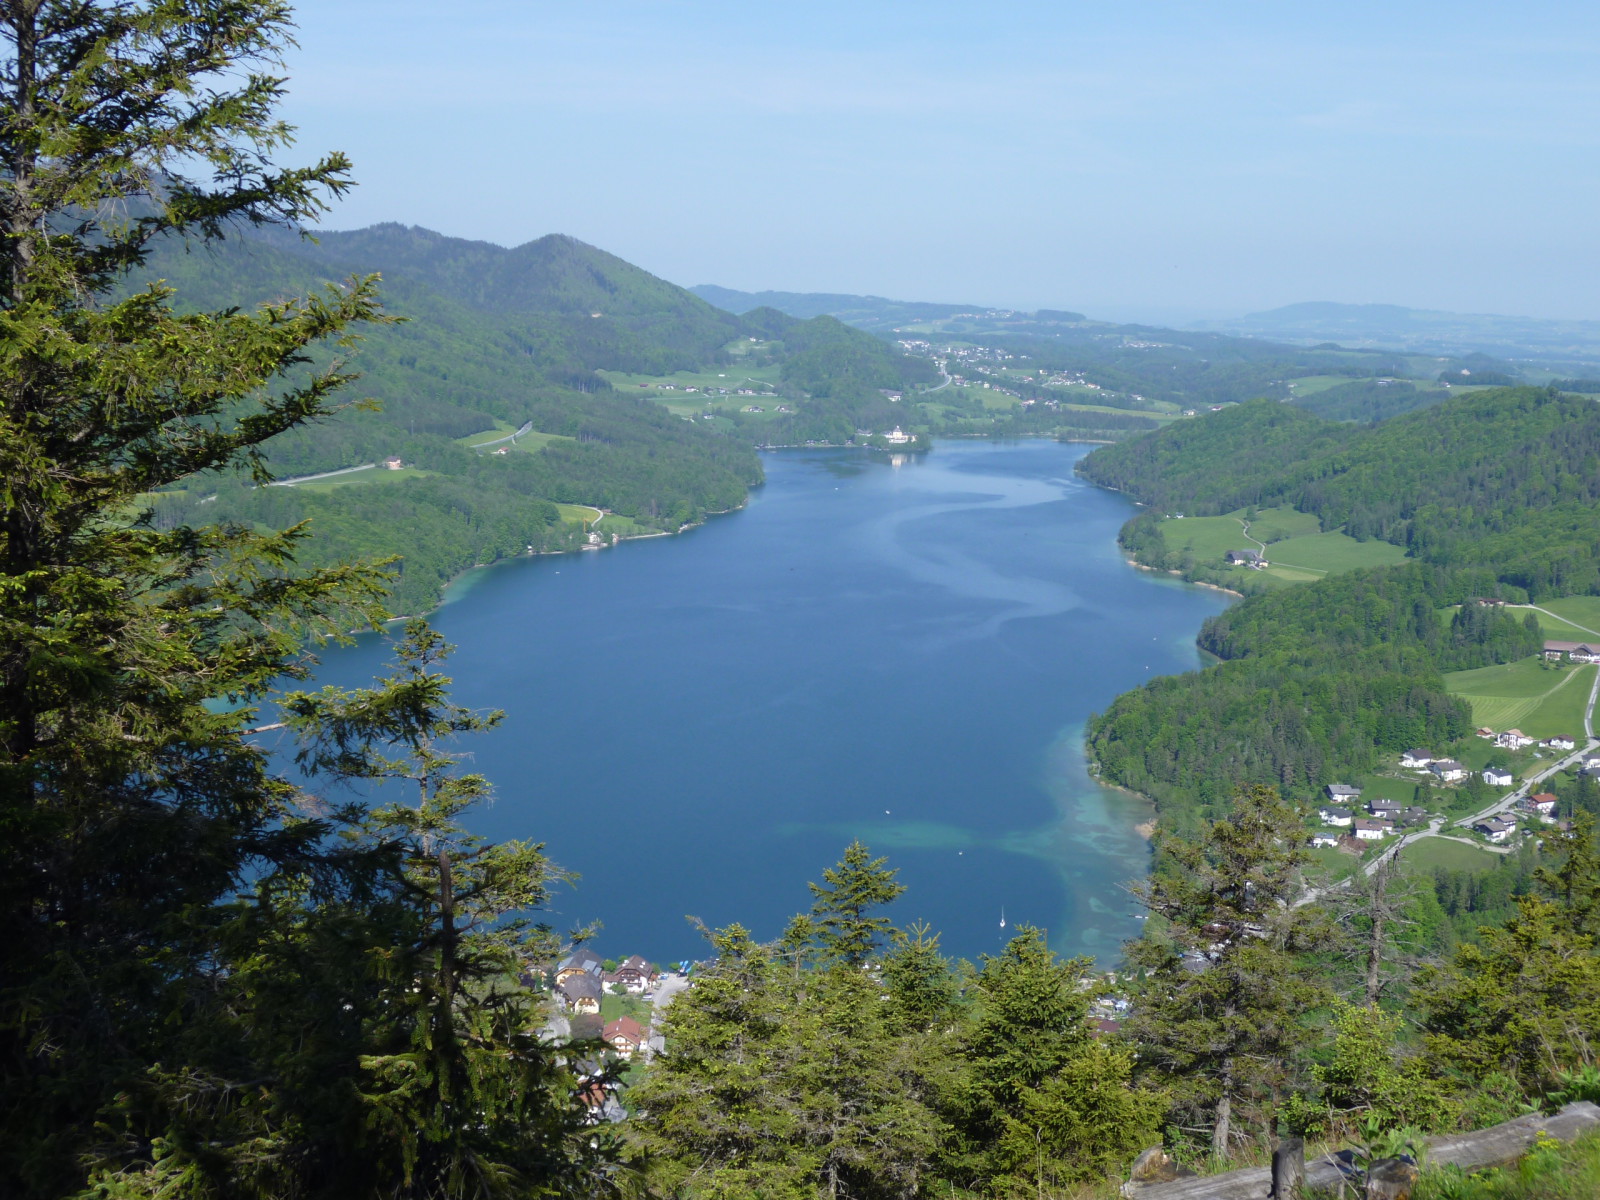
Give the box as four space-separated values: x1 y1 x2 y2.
298 441 1229 965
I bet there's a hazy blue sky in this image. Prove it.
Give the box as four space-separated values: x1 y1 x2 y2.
279 2 1600 322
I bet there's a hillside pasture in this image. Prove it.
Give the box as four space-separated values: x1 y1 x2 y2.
1157 514 1257 561
1537 597 1600 637
1263 531 1409 576
1398 836 1505 874
1443 658 1595 739
1242 505 1321 542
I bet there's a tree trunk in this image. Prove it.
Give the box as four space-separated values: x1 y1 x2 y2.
1213 1089 1232 1158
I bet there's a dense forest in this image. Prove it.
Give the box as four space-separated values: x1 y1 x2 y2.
1079 386 1600 826
128 215 933 612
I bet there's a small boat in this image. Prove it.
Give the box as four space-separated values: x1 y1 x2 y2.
999 907 1006 930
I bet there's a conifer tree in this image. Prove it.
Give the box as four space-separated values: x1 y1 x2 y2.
806 838 906 967
944 927 1164 1192
0 5 614 1195
1123 785 1329 1157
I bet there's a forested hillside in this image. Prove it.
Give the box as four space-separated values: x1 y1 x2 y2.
132 224 932 612
1080 386 1600 825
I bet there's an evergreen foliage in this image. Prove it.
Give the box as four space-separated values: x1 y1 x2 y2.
0 7 618 1195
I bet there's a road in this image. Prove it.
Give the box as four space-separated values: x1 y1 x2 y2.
470 420 535 451
266 461 377 487
923 360 953 392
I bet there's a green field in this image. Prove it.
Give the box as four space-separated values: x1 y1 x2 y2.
455 424 575 455
1443 657 1595 738
1284 375 1358 396
1397 836 1505 874
1263 531 1409 576
1159 514 1258 560
289 465 435 491
1536 597 1600 637
1244 506 1321 542
598 365 784 420
555 503 603 525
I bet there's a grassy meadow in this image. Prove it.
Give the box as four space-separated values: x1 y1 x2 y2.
1398 836 1505 874
1443 658 1594 738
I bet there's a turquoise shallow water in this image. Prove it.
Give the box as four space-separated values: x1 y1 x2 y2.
298 441 1229 964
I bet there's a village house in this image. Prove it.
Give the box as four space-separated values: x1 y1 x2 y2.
1583 753 1600 770
1224 549 1267 568
383 455 403 470
1482 766 1514 788
1526 793 1558 819
606 955 659 995
1318 805 1353 827
602 1016 645 1060
1544 735 1576 751
882 427 912 445
1309 833 1341 849
1430 758 1468 783
1493 729 1535 750
557 972 602 1015
1475 727 1496 739
555 949 603 986
1474 817 1515 844
1367 799 1403 819
1545 640 1600 664
1401 806 1431 826
1325 783 1362 803
1400 749 1434 769
1352 818 1391 841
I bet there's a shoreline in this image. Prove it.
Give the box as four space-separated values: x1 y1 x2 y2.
386 497 753 624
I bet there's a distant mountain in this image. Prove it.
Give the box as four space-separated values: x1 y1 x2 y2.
691 285 1026 333
1195 301 1600 363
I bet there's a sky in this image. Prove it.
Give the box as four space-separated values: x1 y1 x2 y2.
277 1 1600 323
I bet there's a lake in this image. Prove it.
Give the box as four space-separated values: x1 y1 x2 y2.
298 440 1230 965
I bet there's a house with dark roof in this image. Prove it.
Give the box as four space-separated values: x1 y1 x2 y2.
1430 759 1467 783
1482 766 1514 788
1225 549 1266 568
1318 805 1353 826
557 972 603 1015
1352 818 1391 841
605 955 658 995
1400 749 1433 769
555 949 603 986
1474 817 1515 844
1325 784 1362 803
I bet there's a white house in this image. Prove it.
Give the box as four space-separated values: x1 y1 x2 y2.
1493 729 1535 750
1545 640 1600 664
1474 817 1514 844
1368 799 1403 818
1527 793 1558 818
1430 759 1468 783
1352 818 1391 841
1401 749 1434 769
383 455 404 470
883 427 912 445
1482 766 1514 788
1544 735 1576 751
1310 833 1341 849
1318 805 1353 827
1325 784 1362 803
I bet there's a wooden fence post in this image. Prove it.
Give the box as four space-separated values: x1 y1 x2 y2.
1271 1137 1305 1199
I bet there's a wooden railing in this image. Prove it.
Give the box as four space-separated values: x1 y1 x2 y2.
1122 1101 1600 1199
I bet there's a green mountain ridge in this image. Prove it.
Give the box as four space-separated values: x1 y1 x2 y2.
1078 385 1600 825
134 222 936 613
